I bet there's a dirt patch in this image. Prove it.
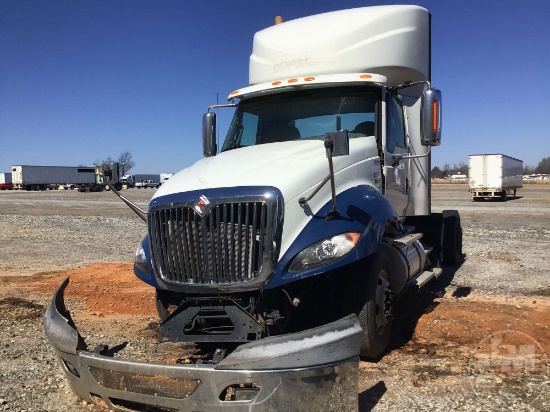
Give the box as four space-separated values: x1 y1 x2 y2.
1 263 549 411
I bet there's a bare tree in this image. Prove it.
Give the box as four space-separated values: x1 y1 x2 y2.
117 151 135 176
535 157 550 174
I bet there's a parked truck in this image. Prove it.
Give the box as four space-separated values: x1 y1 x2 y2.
123 173 173 188
11 165 96 190
0 173 12 184
468 154 523 201
0 173 13 190
134 179 159 189
45 6 462 410
78 162 123 192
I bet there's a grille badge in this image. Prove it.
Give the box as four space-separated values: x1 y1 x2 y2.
194 195 211 216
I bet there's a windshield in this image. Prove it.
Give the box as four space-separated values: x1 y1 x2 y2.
221 87 379 152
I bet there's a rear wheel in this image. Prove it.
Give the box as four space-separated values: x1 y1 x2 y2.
356 251 393 358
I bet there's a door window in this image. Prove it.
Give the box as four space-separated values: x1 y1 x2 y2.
386 95 406 153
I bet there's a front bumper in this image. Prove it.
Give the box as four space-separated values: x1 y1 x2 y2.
44 278 362 411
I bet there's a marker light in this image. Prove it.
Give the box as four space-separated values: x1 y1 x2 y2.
289 232 360 272
433 101 438 132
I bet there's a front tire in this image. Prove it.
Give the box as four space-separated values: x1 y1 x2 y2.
442 210 463 265
356 251 393 358
155 290 182 322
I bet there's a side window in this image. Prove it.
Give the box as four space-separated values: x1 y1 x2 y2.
240 112 259 146
386 94 406 153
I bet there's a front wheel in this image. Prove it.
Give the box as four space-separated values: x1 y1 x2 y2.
355 251 393 358
155 290 182 322
442 210 463 265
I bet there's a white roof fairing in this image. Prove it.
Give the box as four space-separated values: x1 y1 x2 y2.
249 5 430 87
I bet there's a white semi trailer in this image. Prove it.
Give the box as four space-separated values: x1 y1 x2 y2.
45 6 462 410
0 173 11 184
468 154 523 201
11 165 96 190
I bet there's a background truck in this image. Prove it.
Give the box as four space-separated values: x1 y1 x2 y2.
468 154 523 201
123 173 173 188
45 6 462 410
134 179 159 189
78 162 123 192
11 165 96 191
0 173 13 190
0 173 12 184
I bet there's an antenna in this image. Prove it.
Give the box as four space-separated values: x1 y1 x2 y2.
216 93 219 149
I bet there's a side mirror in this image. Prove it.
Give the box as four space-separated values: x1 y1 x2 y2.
325 130 350 157
202 112 217 157
421 88 442 146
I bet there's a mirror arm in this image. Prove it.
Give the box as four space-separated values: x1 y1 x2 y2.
324 136 340 221
392 146 431 166
389 80 431 93
102 173 147 222
207 104 236 112
299 174 331 207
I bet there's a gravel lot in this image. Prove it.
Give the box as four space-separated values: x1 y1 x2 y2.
0 184 549 411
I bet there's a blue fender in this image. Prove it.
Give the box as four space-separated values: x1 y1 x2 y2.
133 234 161 288
265 185 398 289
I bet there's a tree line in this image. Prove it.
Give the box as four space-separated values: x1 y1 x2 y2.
432 157 550 178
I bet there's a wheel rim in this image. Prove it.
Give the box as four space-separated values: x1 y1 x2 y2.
375 270 392 333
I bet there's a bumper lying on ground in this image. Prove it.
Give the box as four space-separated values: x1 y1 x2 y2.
44 278 362 411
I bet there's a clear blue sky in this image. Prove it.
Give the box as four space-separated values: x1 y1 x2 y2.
1 0 549 174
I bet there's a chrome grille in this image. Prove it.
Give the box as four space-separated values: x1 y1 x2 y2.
149 193 282 288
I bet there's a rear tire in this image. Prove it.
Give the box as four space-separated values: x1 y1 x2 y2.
356 251 393 358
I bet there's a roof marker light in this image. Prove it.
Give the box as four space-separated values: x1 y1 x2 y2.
360 74 372 79
288 78 298 83
230 90 239 95
272 81 282 86
304 77 315 81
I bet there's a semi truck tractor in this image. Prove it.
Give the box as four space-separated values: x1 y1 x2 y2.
468 154 523 201
78 162 123 192
45 6 462 410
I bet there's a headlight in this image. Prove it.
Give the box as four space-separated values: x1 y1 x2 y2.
134 240 151 274
289 232 360 272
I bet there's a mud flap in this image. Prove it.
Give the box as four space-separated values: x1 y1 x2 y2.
44 278 362 411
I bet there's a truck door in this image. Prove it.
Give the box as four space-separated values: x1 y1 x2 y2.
384 93 410 217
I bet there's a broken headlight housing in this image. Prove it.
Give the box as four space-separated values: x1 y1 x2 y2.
134 240 151 275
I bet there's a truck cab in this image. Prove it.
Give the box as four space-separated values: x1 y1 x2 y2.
45 6 462 410
133 5 459 358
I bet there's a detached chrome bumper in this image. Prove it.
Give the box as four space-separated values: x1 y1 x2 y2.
44 278 362 411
